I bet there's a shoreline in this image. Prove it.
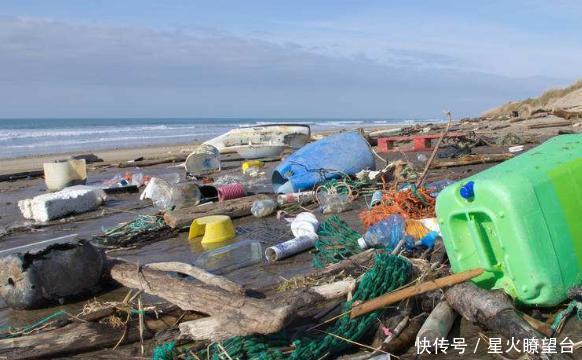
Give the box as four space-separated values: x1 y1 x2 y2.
0 125 403 175
0 142 197 175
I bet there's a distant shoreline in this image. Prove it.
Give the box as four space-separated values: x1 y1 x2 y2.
0 118 428 160
0 124 404 175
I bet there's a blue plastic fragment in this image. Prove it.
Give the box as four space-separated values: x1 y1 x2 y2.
272 131 376 193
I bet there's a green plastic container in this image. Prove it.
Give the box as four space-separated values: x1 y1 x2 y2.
436 135 582 306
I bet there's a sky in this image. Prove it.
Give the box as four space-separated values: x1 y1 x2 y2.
0 1 581 119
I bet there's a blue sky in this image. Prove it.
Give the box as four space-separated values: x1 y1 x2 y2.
0 1 581 118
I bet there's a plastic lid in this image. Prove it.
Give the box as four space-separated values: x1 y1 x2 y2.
459 181 475 199
357 237 368 249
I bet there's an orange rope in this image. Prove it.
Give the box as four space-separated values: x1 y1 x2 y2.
360 188 435 228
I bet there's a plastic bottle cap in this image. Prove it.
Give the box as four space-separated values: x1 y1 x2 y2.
357 237 368 249
459 181 475 199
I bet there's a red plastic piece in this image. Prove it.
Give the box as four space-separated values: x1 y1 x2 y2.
377 133 464 153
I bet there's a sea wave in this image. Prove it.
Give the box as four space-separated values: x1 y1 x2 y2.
0 124 235 141
4 131 226 149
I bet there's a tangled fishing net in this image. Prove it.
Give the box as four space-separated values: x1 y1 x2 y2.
185 253 411 360
94 214 169 248
312 215 364 269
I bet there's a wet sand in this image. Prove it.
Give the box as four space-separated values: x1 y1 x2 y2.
0 142 197 175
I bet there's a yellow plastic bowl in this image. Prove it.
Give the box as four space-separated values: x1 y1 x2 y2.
241 160 264 174
188 215 236 245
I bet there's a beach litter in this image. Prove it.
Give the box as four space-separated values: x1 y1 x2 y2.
1 114 581 360
203 124 311 154
188 215 236 246
272 131 375 193
0 240 107 309
185 144 221 175
18 185 106 222
140 177 201 210
251 198 277 217
265 212 319 262
43 158 87 192
436 134 582 306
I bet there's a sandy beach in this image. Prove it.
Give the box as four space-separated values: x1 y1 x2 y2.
0 142 197 175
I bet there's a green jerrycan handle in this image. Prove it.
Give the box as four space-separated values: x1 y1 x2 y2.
466 213 500 272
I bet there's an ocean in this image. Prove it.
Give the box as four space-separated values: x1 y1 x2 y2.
0 118 431 159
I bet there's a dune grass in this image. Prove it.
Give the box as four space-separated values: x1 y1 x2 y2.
484 79 582 116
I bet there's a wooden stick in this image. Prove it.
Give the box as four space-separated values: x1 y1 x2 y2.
416 111 453 187
117 155 186 168
430 153 513 168
528 120 572 129
138 296 144 356
0 170 44 182
145 261 245 295
519 312 553 337
350 268 484 318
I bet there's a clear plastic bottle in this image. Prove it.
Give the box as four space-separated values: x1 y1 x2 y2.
103 173 124 187
425 179 456 198
358 214 406 249
251 199 277 217
141 178 201 210
319 192 351 214
194 240 263 274
171 182 202 209
130 172 145 187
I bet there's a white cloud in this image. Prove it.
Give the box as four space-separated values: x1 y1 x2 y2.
0 16 570 118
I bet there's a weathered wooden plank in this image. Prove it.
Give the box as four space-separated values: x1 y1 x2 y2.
430 153 513 168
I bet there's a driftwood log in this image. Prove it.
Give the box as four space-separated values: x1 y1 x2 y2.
110 256 359 340
553 109 582 120
116 155 186 168
109 260 290 336
430 153 513 168
445 282 570 360
145 261 245 295
0 305 195 360
0 170 44 182
179 278 356 341
0 321 152 360
163 194 273 228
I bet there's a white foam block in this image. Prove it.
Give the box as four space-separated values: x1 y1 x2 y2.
18 186 106 222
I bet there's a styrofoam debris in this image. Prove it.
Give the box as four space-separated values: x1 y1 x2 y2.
18 186 106 222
